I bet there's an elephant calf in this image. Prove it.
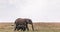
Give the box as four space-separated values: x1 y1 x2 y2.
16 25 26 31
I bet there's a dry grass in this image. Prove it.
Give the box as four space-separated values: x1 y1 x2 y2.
0 22 60 32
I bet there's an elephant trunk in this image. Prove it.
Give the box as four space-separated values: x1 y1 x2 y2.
31 23 34 31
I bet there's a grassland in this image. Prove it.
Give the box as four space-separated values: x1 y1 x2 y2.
0 22 60 32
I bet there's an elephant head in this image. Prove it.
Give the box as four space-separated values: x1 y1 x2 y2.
24 18 34 31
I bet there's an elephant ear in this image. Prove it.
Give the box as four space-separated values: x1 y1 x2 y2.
27 19 32 24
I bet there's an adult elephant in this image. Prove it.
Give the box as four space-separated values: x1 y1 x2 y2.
14 18 34 31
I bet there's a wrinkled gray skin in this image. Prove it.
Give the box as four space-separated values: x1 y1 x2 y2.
14 18 34 31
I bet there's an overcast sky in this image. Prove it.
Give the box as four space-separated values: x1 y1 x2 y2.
0 0 60 22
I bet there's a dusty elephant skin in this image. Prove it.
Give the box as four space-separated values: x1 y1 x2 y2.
14 18 34 31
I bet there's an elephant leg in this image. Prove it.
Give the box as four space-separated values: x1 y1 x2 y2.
14 26 17 31
31 23 34 31
14 25 18 31
23 28 26 31
26 24 29 31
16 28 20 31
24 26 26 31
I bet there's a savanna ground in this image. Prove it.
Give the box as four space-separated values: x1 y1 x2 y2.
0 22 60 32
